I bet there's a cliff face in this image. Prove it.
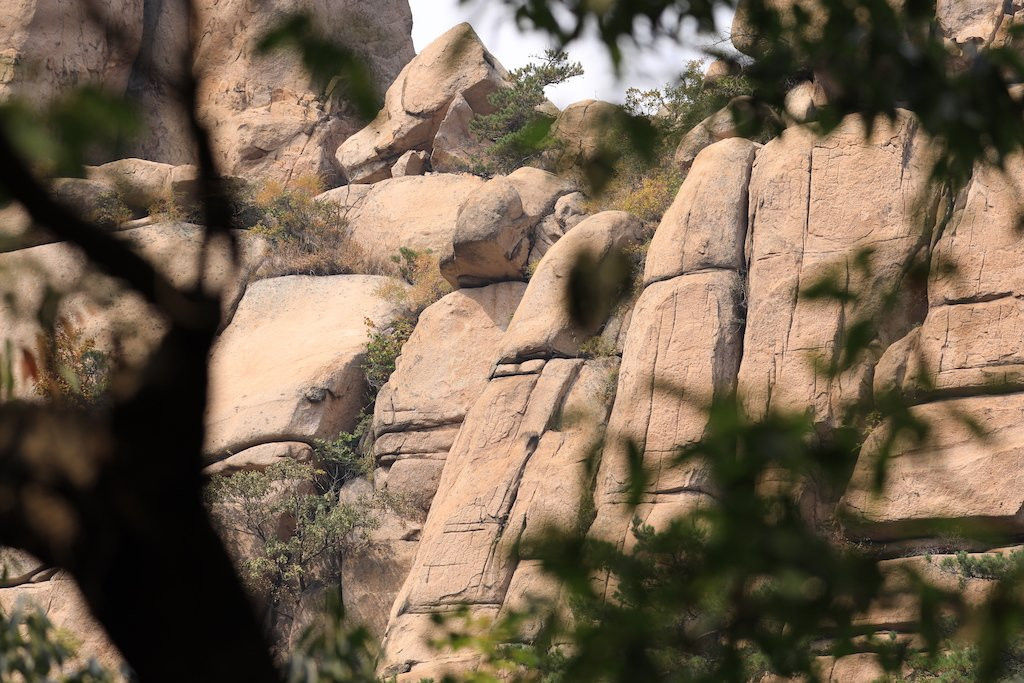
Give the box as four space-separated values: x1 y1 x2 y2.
4 4 1024 681
2 0 414 182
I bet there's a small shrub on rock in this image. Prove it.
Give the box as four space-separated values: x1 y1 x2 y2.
472 50 584 175
362 316 415 394
250 176 383 278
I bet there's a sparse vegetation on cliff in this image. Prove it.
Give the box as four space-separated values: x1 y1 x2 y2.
471 50 584 175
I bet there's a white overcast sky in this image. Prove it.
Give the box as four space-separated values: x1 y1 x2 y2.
408 1 737 108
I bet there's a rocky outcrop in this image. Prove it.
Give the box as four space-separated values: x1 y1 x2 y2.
336 23 507 184
130 0 415 182
317 174 484 265
205 275 407 459
737 112 940 433
845 394 1024 539
589 138 755 552
844 155 1024 539
440 167 574 287
496 211 643 363
342 283 526 638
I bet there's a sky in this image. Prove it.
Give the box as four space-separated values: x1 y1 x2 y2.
408 1 737 109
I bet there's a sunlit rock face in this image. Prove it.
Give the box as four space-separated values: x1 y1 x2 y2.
336 22 508 184
13 10 1024 682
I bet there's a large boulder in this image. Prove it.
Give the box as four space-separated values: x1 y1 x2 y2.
86 159 176 214
736 112 941 432
645 138 757 286
440 168 573 287
496 211 643 363
337 23 507 184
0 0 143 105
546 100 622 172
317 174 484 266
128 0 414 181
205 275 407 458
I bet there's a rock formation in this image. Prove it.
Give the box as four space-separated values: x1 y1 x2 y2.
336 22 507 184
7 9 1024 683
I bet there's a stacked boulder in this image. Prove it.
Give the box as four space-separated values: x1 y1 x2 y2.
336 23 508 183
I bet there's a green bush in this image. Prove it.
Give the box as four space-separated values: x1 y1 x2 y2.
623 60 755 147
250 175 390 278
471 50 583 175
362 316 415 394
206 459 381 630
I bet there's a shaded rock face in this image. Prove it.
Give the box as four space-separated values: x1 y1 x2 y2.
2 0 415 182
0 570 125 675
128 0 415 181
0 0 143 105
0 222 265 396
336 22 507 184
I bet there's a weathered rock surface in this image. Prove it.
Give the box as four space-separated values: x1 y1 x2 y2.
496 211 643 363
0 0 143 105
124 0 414 181
205 275 406 458
317 174 484 265
874 156 1024 402
843 394 1024 539
645 138 756 285
591 272 745 547
337 23 507 184
382 358 618 679
591 138 752 550
391 150 429 177
441 167 573 287
737 112 940 432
